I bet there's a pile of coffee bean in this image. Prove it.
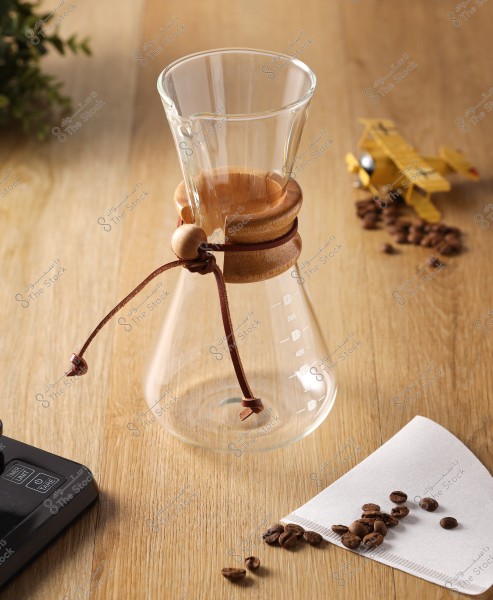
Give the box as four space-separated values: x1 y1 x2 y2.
330 491 459 551
331 491 407 551
262 522 323 549
223 492 460 582
355 196 464 256
221 523 323 584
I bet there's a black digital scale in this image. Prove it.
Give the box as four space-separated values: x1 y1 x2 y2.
0 419 98 588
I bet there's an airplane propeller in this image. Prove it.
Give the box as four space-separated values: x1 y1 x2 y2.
345 152 371 187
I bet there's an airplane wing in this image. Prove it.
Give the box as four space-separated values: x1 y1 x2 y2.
359 119 451 193
439 146 480 181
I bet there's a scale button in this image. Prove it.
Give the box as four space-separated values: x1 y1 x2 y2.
26 472 61 493
1 463 35 484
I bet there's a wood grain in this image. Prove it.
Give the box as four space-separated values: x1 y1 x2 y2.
1 0 492 598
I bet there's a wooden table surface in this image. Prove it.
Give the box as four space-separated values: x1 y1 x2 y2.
1 0 492 598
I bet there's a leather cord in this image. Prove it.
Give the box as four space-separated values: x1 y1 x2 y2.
67 218 298 421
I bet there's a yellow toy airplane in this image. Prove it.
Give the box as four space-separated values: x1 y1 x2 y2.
346 118 480 222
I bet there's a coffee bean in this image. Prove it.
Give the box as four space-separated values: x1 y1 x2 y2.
379 243 394 254
362 503 381 512
394 232 408 244
428 232 443 246
262 524 284 544
447 226 461 236
221 567 246 580
341 532 361 550
358 207 378 218
383 205 399 215
245 556 260 571
303 531 323 545
357 518 376 529
426 256 444 269
446 239 462 251
444 233 461 245
373 520 387 536
391 505 409 519
279 531 299 548
331 524 349 535
363 217 378 229
262 524 284 539
284 524 304 537
349 521 368 538
381 513 399 527
408 232 423 245
389 491 407 503
419 497 439 512
440 517 458 529
361 511 382 519
420 235 434 247
436 241 455 256
431 223 447 233
363 532 384 549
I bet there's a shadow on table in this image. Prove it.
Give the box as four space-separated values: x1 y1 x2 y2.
1 490 117 600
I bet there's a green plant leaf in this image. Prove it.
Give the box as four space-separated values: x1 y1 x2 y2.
48 36 65 54
0 0 92 140
80 37 92 55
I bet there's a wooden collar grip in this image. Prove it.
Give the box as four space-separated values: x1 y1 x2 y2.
174 178 303 283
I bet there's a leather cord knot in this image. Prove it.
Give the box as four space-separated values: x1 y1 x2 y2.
239 398 264 421
241 397 263 410
186 249 216 275
67 353 88 376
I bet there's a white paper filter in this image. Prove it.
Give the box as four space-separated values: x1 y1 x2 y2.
283 416 493 595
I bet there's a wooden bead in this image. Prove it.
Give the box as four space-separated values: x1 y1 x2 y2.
171 225 207 260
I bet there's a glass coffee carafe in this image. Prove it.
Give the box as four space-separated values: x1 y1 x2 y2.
146 49 337 452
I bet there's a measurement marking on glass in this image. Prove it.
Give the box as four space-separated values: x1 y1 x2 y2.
290 360 315 378
296 408 305 414
271 301 281 308
280 337 290 344
302 326 309 331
